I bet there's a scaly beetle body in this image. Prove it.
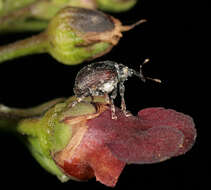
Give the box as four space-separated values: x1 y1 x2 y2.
71 60 160 119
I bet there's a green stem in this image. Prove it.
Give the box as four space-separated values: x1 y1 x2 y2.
0 98 65 120
0 32 48 63
0 98 66 131
0 20 48 34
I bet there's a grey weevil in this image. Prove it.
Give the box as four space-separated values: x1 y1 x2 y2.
70 59 161 119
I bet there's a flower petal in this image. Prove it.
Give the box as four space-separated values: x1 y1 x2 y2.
87 108 187 164
138 108 197 155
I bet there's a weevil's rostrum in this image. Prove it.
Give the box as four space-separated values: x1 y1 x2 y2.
72 60 156 119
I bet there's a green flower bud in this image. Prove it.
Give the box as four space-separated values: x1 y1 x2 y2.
46 7 123 65
0 7 146 65
30 0 97 20
0 96 197 186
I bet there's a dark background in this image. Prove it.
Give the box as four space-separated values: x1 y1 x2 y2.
0 1 203 189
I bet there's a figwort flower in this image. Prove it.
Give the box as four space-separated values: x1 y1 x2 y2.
0 96 196 186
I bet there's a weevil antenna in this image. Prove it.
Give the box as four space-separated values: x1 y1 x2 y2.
142 58 162 83
131 58 161 83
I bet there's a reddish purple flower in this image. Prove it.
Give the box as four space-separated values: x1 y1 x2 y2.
54 105 196 187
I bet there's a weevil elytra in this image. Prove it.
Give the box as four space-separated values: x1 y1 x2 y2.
70 59 161 119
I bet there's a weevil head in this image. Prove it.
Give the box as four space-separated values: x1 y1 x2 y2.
117 64 131 81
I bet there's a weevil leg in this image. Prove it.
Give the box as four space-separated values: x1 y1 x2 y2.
90 95 94 104
110 88 118 119
104 93 110 104
119 82 126 112
119 82 132 117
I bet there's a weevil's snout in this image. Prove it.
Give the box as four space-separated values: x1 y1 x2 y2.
128 67 146 82
129 59 161 83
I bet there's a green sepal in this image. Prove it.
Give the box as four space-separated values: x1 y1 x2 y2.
16 102 72 181
15 96 106 181
1 96 107 181
27 136 69 182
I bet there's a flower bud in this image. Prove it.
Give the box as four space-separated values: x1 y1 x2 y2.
46 7 128 65
0 0 3 11
0 7 145 65
30 0 97 20
96 0 137 12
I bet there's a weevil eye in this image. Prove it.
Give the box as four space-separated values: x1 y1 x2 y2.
118 66 129 80
122 67 129 76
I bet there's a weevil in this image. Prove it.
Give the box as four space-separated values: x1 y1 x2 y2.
70 59 161 119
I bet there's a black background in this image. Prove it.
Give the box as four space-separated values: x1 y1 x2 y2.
0 1 203 189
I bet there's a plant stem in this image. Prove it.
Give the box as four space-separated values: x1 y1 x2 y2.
0 32 48 63
0 20 48 34
0 98 65 120
0 98 65 131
